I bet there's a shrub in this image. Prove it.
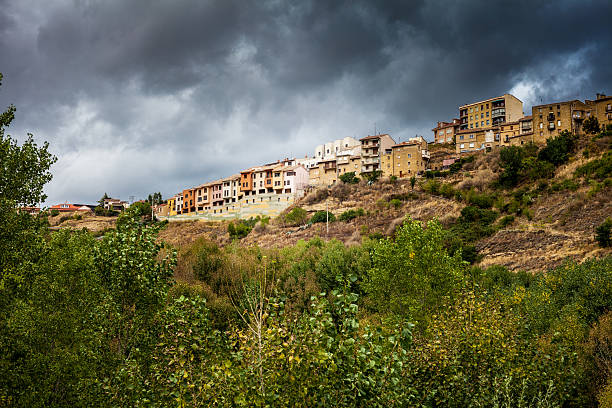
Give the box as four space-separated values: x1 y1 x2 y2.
439 183 455 199
410 176 416 189
498 215 515 228
551 178 579 192
339 171 359 184
58 214 72 223
389 175 397 183
390 198 402 209
310 211 335 224
596 218 612 248
362 170 382 183
499 145 525 187
283 207 308 226
73 213 82 220
50 208 59 217
575 152 612 181
583 115 600 135
193 241 223 282
466 190 494 209
538 130 576 166
338 208 364 222
422 179 441 195
228 219 256 239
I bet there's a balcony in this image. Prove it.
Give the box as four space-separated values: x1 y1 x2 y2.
492 100 505 108
606 105 612 112
521 125 532 132
548 123 555 130
572 112 584 121
547 113 555 121
362 157 380 165
322 162 336 170
491 108 505 118
421 150 430 159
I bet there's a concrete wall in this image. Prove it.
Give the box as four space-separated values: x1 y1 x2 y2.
160 192 299 222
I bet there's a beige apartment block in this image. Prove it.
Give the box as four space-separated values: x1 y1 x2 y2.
316 159 339 187
585 93 612 128
531 99 592 143
337 155 361 176
459 94 523 131
381 137 429 178
432 119 460 144
360 133 396 174
456 129 487 153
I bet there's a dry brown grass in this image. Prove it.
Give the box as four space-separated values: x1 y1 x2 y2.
456 169 496 191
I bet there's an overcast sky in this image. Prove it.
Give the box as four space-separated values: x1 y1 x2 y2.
1 0 611 205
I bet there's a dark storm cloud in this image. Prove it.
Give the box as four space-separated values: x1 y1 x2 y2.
0 0 610 205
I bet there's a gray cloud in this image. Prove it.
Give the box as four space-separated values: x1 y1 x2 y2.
0 0 610 205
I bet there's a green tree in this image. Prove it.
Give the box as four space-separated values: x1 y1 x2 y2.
365 218 465 323
410 175 416 190
596 218 612 248
499 145 524 187
538 130 576 166
310 210 335 224
583 115 600 135
339 171 359 184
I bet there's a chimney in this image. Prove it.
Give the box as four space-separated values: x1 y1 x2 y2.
597 93 606 100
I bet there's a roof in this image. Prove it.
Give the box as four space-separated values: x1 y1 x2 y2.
519 115 532 121
531 99 584 109
432 120 461 131
359 133 390 141
392 141 420 148
459 93 522 109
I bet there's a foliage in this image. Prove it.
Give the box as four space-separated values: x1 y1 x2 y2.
499 145 525 187
410 175 416 189
310 210 336 224
228 219 254 239
538 130 576 166
147 192 162 206
282 206 308 226
339 171 359 184
596 218 612 247
49 208 59 217
193 240 223 282
362 170 382 183
575 152 612 181
338 207 364 222
583 115 601 135
365 218 464 323
129 200 152 217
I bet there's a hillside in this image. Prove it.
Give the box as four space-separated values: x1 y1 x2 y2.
54 129 612 272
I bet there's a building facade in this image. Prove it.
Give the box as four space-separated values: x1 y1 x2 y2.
360 134 396 174
459 94 523 131
432 119 460 144
531 99 592 143
380 137 429 178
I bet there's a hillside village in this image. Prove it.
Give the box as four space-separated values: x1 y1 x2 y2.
143 91 612 220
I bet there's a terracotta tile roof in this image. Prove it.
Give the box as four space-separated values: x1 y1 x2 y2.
359 133 390 141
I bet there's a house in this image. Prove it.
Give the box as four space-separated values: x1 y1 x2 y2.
432 119 461 144
380 137 429 178
103 198 129 211
531 99 592 144
360 133 396 175
585 93 612 128
50 202 83 212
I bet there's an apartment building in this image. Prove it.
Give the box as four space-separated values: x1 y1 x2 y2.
502 116 534 146
360 133 396 174
167 196 177 216
222 175 241 205
337 155 361 176
175 194 183 214
456 129 487 153
432 119 460 144
459 94 523 131
585 93 612 128
279 165 308 194
531 99 592 143
380 137 429 178
315 136 361 161
314 158 339 187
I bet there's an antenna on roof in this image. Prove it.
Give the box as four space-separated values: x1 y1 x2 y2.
374 122 377 136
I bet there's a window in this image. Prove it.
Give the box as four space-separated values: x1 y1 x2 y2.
481 113 484 119
486 103 489 109
539 123 543 129
446 129 452 134
538 108 542 113
486 120 490 125
469 134 474 139
470 108 473 113
557 120 561 126
459 135 464 140
486 112 489 117
439 130 444 135
481 121 484 127
470 124 473 129
475 122 479 128
469 143 475 148
557 104 560 109
470 115 473 120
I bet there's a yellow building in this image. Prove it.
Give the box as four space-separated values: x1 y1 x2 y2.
459 94 523 131
381 137 429 178
531 99 591 143
167 196 177 216
316 159 339 187
337 155 361 176
585 93 612 129
360 133 396 175
456 129 486 153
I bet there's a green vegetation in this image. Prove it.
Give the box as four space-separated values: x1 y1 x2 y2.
575 151 612 181
338 208 364 222
282 206 308 226
339 171 359 184
50 208 59 217
310 210 336 223
596 217 612 248
362 170 382 183
227 217 260 239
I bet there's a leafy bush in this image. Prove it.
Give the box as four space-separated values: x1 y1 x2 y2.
583 115 600 135
283 207 308 226
390 198 402 208
73 213 82 220
466 190 495 209
538 130 576 166
338 171 359 184
596 218 612 247
193 240 223 282
498 215 515 228
551 178 579 192
228 218 257 239
50 208 59 217
575 152 612 181
389 175 397 183
310 210 335 224
499 145 525 187
362 170 382 183
338 208 364 222
439 182 455 199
